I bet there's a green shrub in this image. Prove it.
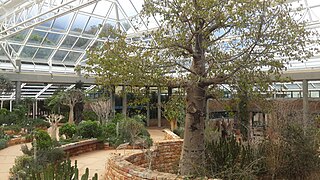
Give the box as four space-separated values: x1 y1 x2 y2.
119 117 144 144
0 108 9 115
83 110 98 121
59 123 77 139
30 118 50 128
173 127 184 138
77 120 102 138
0 127 5 139
34 130 53 150
0 138 7 150
102 114 153 147
3 124 22 133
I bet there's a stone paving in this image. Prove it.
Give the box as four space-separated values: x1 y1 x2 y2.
0 128 166 180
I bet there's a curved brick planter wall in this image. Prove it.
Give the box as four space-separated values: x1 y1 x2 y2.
6 137 32 146
60 139 104 157
105 129 185 179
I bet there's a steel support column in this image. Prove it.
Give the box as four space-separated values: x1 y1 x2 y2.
110 86 116 117
146 87 150 127
303 79 309 127
122 86 127 116
157 87 161 127
15 81 21 103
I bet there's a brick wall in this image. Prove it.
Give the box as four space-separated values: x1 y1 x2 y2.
7 137 32 146
105 129 184 179
60 139 104 157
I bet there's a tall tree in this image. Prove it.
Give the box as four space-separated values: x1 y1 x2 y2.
60 89 84 124
85 0 319 175
89 98 112 125
74 81 84 124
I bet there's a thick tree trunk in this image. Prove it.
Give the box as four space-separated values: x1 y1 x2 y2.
170 119 177 131
51 125 57 141
68 105 74 124
180 84 206 175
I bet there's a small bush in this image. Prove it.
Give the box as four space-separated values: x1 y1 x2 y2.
77 120 102 138
34 130 53 150
83 110 98 121
102 114 153 147
0 138 7 150
173 127 184 138
0 108 9 115
59 123 77 139
31 118 50 129
3 125 21 133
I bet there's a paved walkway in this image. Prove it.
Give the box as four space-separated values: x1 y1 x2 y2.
0 143 31 180
0 128 166 180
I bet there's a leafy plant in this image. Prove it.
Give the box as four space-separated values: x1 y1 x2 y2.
100 114 153 148
59 123 77 139
83 110 98 122
77 120 102 138
34 130 53 150
0 138 7 150
163 95 185 131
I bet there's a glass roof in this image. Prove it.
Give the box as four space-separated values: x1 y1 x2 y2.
0 0 318 74
0 0 320 100
0 0 147 73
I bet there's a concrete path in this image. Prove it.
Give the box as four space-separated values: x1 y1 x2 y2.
0 143 31 180
73 128 166 179
0 128 166 180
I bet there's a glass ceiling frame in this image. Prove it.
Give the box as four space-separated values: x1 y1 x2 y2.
0 0 320 101
0 0 152 73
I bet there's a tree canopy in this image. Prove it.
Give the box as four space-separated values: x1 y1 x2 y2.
84 0 319 176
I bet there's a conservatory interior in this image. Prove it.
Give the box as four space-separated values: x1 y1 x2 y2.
1 0 320 179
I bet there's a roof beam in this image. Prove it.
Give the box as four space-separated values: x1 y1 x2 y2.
35 83 52 99
0 71 95 84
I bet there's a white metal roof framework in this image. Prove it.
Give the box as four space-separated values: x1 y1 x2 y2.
0 0 320 100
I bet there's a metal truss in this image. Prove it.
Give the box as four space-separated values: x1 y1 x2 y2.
0 40 18 69
0 0 100 41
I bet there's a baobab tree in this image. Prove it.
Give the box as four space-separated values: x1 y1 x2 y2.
85 0 319 175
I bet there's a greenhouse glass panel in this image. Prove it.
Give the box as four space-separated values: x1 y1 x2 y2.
92 1 112 17
310 91 319 98
43 33 62 46
37 20 54 30
117 0 143 17
99 23 116 38
70 14 90 34
73 38 91 50
11 45 21 52
84 17 103 35
52 13 74 31
52 50 68 61
63 52 81 62
61 36 78 48
21 46 38 59
27 30 46 44
34 48 53 60
8 30 29 42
